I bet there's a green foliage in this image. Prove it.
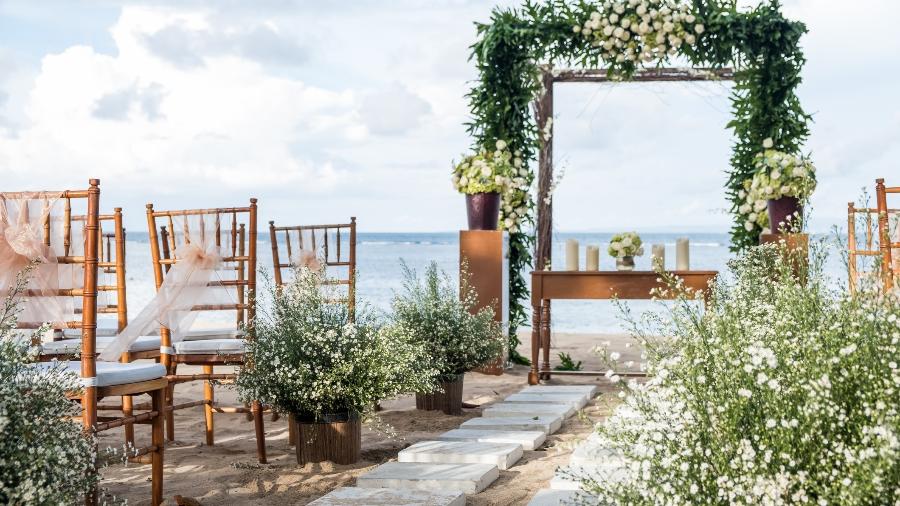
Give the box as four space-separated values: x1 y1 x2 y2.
554 352 583 371
0 268 99 505
237 268 435 419
388 261 505 381
584 244 900 504
465 0 811 346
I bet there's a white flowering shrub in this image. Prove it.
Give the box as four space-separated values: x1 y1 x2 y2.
574 0 704 71
608 232 644 259
584 245 900 504
388 262 505 383
0 272 98 504
738 138 817 232
236 268 435 419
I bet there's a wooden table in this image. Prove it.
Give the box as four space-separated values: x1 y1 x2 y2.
528 270 718 385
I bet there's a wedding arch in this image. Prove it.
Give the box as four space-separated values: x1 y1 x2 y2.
465 0 810 361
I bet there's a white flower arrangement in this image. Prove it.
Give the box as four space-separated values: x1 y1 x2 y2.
0 269 99 504
388 262 505 383
582 246 900 503
607 232 644 259
574 0 703 68
237 267 435 420
737 138 816 232
451 140 515 195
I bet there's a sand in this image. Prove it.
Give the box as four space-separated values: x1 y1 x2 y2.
100 332 636 505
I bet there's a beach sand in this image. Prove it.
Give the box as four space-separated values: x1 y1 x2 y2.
100 332 637 505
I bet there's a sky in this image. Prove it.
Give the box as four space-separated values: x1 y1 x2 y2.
0 0 898 234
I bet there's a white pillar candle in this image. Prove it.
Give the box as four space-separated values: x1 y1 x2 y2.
651 244 665 271
586 245 599 271
675 238 690 271
565 239 579 271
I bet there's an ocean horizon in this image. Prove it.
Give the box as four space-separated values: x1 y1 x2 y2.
109 231 848 333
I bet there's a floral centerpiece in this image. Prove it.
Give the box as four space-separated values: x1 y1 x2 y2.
607 232 644 271
452 140 515 230
237 267 434 464
0 271 98 504
738 138 816 233
574 0 705 73
387 261 505 415
583 245 900 504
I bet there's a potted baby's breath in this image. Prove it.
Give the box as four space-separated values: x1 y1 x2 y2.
0 271 99 504
237 268 433 465
388 262 504 415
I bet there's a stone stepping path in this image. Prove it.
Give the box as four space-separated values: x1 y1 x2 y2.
399 440 523 470
460 415 563 434
308 487 465 506
436 428 546 450
316 383 595 505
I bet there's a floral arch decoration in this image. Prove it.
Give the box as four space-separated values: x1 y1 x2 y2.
465 0 810 362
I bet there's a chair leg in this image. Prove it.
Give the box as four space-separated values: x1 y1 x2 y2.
288 413 296 446
150 388 165 506
165 362 177 441
121 352 135 451
203 365 214 446
251 400 267 463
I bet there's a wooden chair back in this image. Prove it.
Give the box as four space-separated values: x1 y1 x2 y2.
268 217 356 314
1 179 101 430
876 178 900 290
146 200 257 350
847 202 883 294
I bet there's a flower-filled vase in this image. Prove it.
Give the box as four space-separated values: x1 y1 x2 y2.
616 256 635 271
465 192 501 231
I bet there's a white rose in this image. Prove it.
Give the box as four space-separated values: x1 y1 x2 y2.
770 170 781 180
604 25 615 36
793 167 806 178
686 14 696 23
481 166 492 177
622 237 633 248
694 23 705 34
504 218 514 228
754 200 767 212
745 221 755 231
573 24 581 33
495 139 507 150
610 13 619 23
762 138 774 149
459 176 469 187
621 18 631 28
636 4 647 15
685 34 696 45
611 241 622 251
739 203 751 214
748 212 757 222
663 21 674 32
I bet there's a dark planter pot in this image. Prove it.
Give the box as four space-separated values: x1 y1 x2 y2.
294 411 361 465
415 374 465 415
465 193 501 231
767 197 802 233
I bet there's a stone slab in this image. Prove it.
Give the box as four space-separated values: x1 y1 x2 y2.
504 392 588 409
356 462 498 494
570 433 623 466
460 415 563 435
398 440 522 470
527 489 582 506
309 487 465 506
436 429 546 451
482 402 575 419
522 385 598 397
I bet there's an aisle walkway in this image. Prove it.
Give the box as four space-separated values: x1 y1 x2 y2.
309 385 598 505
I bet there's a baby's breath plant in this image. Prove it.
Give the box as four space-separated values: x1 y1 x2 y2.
0 269 99 505
388 262 504 383
585 244 900 504
236 268 434 420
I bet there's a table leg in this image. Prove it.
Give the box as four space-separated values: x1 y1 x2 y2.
528 300 541 385
540 299 551 381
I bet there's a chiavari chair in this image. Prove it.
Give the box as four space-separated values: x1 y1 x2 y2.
876 178 900 290
2 180 166 505
268 217 356 444
146 199 266 463
847 202 883 294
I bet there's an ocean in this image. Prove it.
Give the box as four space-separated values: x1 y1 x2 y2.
107 231 849 333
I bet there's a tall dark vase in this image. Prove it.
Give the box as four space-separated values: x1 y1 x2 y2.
767 196 802 233
465 192 500 230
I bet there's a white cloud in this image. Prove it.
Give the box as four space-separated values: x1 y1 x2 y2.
360 82 432 135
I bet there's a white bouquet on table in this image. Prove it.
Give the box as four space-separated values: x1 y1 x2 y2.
608 232 644 259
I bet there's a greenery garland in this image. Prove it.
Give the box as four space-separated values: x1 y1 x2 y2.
465 0 810 361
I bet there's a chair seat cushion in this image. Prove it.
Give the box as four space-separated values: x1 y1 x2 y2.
41 336 161 355
174 338 246 354
32 361 167 387
182 329 244 341
63 326 119 338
